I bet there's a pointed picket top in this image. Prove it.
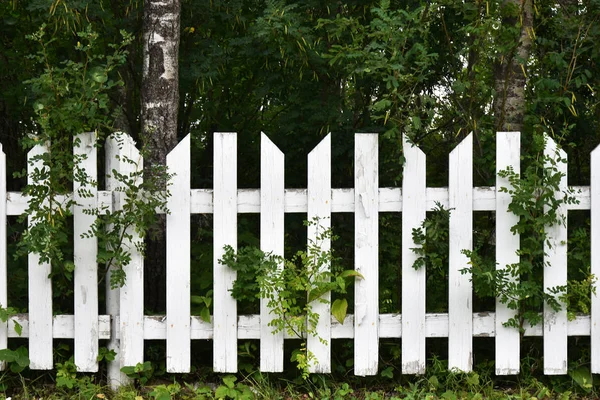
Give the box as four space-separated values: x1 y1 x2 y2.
448 133 473 372
167 134 191 373
591 144 600 373
402 134 427 374
543 134 568 375
260 132 285 372
449 133 473 158
167 133 191 163
308 133 331 163
307 133 332 373
27 140 53 370
0 143 6 371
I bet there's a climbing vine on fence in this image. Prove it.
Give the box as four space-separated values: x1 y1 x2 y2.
412 134 595 333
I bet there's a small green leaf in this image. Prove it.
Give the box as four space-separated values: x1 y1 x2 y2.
465 373 479 386
120 365 136 375
89 67 108 83
215 386 228 399
331 298 348 324
339 270 363 279
381 366 393 378
569 366 593 392
14 346 29 367
64 261 75 273
200 307 211 323
14 321 22 337
222 374 236 389
0 349 18 363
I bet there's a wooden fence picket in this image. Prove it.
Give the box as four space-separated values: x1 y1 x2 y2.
105 134 129 388
307 134 331 373
0 144 6 371
354 134 379 376
166 134 191 372
118 135 145 369
213 132 238 372
402 134 427 374
543 136 568 375
592 144 600 373
495 132 521 375
73 132 99 372
259 133 285 372
28 142 53 370
448 134 473 372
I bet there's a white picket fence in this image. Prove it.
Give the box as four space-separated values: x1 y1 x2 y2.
0 131 600 387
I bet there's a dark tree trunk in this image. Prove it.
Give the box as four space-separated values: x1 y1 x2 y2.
493 0 533 132
141 0 181 312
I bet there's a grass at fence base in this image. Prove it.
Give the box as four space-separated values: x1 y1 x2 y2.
0 351 598 400
0 371 596 399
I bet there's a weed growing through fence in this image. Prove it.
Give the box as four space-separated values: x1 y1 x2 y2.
411 202 451 313
220 218 362 377
466 135 594 332
0 306 27 374
411 134 595 333
81 134 172 289
121 361 154 387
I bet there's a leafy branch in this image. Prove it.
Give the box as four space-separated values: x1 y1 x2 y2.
220 218 361 377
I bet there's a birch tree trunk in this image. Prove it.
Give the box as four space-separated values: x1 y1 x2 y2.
141 0 181 311
493 0 533 132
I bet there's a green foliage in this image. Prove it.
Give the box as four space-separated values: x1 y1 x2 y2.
0 306 22 337
462 134 594 331
0 346 29 374
24 24 132 142
81 134 172 288
55 357 102 398
317 3 439 135
55 357 79 389
150 381 182 400
19 23 171 291
184 381 215 399
17 23 128 290
569 366 593 394
191 290 213 324
410 203 450 312
97 347 117 363
221 218 361 377
215 375 253 400
411 203 451 273
0 306 28 374
121 361 154 386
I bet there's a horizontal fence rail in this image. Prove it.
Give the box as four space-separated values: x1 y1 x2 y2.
0 313 593 339
4 186 594 216
1 131 599 388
